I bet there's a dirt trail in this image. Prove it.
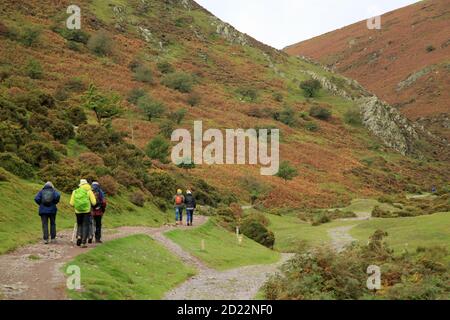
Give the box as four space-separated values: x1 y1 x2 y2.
0 215 288 300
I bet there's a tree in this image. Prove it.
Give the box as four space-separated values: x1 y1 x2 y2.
82 85 122 125
300 79 322 98
276 161 298 182
145 135 170 163
137 96 165 121
168 108 187 124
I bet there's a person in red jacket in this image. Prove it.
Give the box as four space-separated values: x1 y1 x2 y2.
90 181 107 243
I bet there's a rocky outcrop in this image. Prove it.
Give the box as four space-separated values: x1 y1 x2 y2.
358 96 420 156
297 62 421 156
210 17 248 46
396 65 435 91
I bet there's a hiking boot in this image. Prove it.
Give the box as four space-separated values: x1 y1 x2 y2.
81 243 88 248
50 239 57 244
44 240 49 244
76 238 82 247
88 238 93 244
95 239 103 244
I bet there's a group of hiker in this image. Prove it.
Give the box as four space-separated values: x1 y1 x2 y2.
34 179 106 248
34 181 197 247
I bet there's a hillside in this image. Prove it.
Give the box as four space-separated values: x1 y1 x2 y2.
285 0 450 143
0 0 448 213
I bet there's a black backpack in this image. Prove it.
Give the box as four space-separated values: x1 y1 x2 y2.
42 189 54 206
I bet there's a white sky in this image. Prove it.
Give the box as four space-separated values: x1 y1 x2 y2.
195 0 421 49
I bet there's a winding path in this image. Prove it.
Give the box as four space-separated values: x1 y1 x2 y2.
0 215 288 300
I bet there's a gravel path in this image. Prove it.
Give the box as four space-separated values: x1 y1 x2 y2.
0 215 289 300
327 225 357 253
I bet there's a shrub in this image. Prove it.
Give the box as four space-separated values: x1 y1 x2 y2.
130 191 146 207
371 205 394 218
145 172 177 201
187 92 201 106
0 167 9 181
19 142 59 167
279 106 297 126
25 59 43 79
127 88 147 105
177 158 195 170
66 106 87 126
137 96 166 121
67 41 81 51
49 119 75 143
311 212 331 226
161 72 194 93
153 197 169 212
276 161 298 182
56 28 90 44
87 31 114 56
98 175 119 196
145 136 170 163
133 64 153 83
240 219 275 248
426 45 435 52
304 121 319 132
157 61 174 74
300 79 322 97
79 152 104 167
159 120 174 139
344 108 362 126
243 212 270 227
113 168 142 188
309 105 332 121
273 92 283 102
168 108 187 124
236 87 258 102
0 152 35 179
64 78 87 92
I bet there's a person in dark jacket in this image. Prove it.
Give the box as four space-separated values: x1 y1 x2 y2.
90 181 107 243
184 190 196 226
34 181 61 244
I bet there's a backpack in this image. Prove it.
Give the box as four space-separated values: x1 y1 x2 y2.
41 189 54 207
73 188 91 212
93 189 103 210
175 195 183 205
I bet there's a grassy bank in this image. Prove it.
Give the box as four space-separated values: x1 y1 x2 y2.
350 212 450 254
65 234 196 300
165 220 280 270
0 174 167 254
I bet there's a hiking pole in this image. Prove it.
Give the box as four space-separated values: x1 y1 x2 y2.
71 223 77 244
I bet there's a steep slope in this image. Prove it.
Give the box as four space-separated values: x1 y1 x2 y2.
0 0 448 213
285 0 450 142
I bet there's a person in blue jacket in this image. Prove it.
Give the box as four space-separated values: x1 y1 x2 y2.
34 181 61 244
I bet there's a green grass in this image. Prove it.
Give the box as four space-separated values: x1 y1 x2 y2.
267 213 354 252
165 220 280 270
328 198 398 215
0 174 167 254
350 212 450 254
65 234 196 300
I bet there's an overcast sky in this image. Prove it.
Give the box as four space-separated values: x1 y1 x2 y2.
195 0 421 49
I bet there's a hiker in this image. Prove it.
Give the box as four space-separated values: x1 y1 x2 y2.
70 179 97 248
173 189 185 225
185 190 196 226
90 181 107 243
34 182 61 244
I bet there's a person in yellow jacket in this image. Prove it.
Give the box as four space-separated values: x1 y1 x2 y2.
70 179 97 248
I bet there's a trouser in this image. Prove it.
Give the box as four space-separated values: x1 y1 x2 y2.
186 209 194 225
175 207 183 221
76 213 91 244
41 214 56 240
93 215 102 240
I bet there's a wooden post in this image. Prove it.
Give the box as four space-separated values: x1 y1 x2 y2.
201 239 205 251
